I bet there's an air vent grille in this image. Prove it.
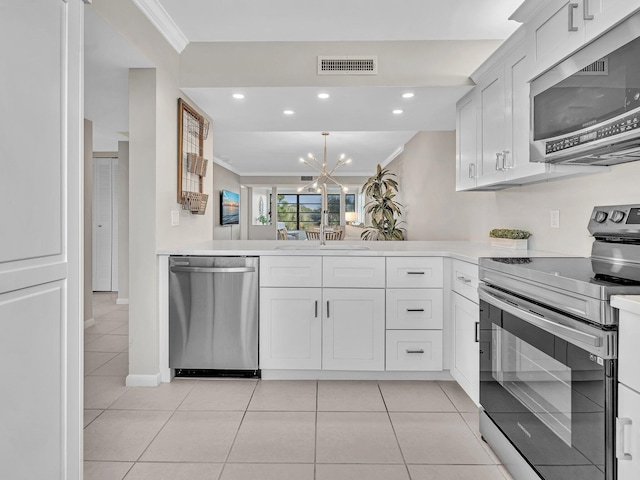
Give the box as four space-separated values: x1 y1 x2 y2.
576 59 608 75
318 56 377 75
301 176 313 181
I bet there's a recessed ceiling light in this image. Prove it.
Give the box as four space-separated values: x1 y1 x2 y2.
318 93 330 99
402 92 415 99
232 93 245 99
393 109 403 115
283 110 295 115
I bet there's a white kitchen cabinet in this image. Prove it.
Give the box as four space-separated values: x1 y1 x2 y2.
322 288 385 371
386 289 443 330
617 383 640 479
260 288 322 370
614 304 640 478
583 0 640 42
386 257 443 289
476 65 508 188
386 330 443 371
450 259 481 404
455 90 479 191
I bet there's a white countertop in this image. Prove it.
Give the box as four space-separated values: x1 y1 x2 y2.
158 240 566 264
612 295 640 316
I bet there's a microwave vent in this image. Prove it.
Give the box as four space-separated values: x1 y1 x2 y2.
317 56 378 75
301 176 313 181
577 59 608 75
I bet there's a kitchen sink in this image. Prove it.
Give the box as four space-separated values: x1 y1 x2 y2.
275 244 370 250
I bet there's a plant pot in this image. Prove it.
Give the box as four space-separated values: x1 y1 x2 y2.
490 238 528 249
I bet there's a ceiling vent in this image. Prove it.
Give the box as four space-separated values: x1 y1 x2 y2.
317 56 378 75
576 58 608 75
301 176 313 181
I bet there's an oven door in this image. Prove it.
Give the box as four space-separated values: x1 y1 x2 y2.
479 285 617 480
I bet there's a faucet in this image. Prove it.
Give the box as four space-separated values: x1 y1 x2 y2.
320 183 327 245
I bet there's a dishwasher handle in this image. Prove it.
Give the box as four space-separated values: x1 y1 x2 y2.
170 266 256 274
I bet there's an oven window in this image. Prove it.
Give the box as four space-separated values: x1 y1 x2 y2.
493 325 572 446
480 299 611 480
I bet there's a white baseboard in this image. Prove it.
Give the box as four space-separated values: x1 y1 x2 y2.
260 369 454 381
116 298 129 305
84 318 95 329
126 373 162 387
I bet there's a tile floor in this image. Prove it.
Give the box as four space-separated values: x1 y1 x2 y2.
84 292 514 480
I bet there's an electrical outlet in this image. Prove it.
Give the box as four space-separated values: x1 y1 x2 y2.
171 210 180 227
550 210 560 229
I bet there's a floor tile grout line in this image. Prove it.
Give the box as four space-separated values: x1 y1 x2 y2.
377 381 414 480
217 378 260 479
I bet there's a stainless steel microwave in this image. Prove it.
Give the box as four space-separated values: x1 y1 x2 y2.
530 12 640 166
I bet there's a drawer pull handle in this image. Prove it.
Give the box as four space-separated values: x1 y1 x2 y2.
406 349 424 354
326 301 330 318
457 276 472 284
407 271 425 275
315 300 318 318
406 308 425 312
475 322 480 343
617 417 633 460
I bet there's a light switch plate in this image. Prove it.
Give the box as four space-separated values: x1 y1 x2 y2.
550 210 560 229
171 210 180 227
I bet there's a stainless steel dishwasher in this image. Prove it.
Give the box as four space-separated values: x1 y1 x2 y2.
168 256 259 377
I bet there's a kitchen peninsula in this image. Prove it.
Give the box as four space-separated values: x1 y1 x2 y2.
157 240 564 404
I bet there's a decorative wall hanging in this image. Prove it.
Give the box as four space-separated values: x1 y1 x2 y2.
177 98 210 214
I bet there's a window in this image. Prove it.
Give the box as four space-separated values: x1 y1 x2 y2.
276 193 355 230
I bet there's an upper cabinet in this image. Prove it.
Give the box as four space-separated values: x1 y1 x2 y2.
455 0 640 191
525 0 640 78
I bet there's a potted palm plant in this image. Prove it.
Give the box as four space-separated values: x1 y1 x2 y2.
361 164 405 240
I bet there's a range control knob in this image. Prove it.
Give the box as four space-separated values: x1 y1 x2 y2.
610 210 626 223
594 211 608 223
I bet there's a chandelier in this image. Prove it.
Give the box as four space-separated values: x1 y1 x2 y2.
297 132 351 193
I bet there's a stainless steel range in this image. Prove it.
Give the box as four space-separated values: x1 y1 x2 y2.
478 204 640 480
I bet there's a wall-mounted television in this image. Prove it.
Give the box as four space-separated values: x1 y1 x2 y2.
221 189 240 225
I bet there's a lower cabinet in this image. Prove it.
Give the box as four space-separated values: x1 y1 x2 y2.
259 288 321 370
617 383 640 479
451 290 480 404
386 330 443 371
260 287 385 371
322 288 385 371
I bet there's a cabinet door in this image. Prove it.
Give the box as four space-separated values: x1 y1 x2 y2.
530 0 586 76
504 47 543 182
456 91 478 191
584 0 640 41
617 383 640 479
260 288 322 369
323 288 385 371
451 292 480 404
477 66 507 187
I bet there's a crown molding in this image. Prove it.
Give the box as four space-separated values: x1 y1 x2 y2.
131 0 188 53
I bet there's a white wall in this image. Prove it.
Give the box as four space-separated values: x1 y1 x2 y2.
117 141 129 304
390 131 640 256
212 162 241 240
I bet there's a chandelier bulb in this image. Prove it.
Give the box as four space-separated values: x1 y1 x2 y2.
299 157 306 163
297 187 303 192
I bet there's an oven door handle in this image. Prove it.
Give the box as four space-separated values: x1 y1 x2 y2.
479 288 601 348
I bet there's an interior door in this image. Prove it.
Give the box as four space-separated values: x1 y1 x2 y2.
0 1 83 479
93 158 113 291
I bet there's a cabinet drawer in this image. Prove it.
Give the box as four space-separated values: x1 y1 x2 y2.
451 259 479 303
619 310 640 393
385 330 443 371
386 289 443 330
386 257 443 288
323 256 385 288
260 256 322 287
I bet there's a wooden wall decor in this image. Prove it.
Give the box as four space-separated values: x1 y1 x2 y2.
177 98 210 214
